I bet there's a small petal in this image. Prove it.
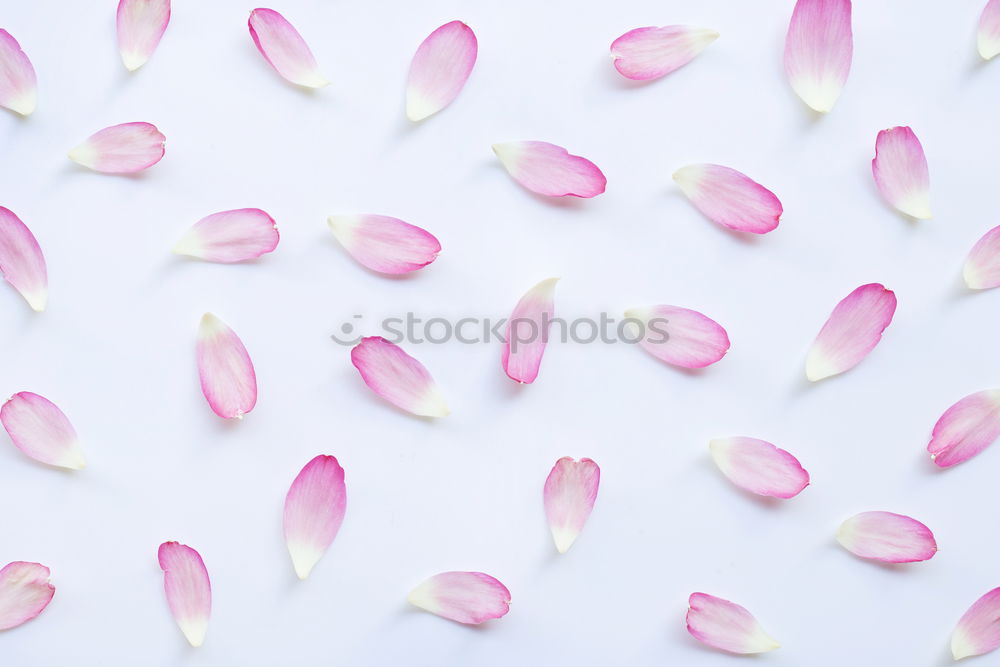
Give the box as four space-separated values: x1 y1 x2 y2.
709 437 808 499
493 141 606 198
405 21 477 121
673 164 782 234
963 225 1000 290
783 0 853 112
979 0 1000 60
836 511 937 563
872 126 932 219
327 215 440 274
196 313 257 419
0 30 37 116
544 457 600 553
0 562 54 630
407 572 510 624
1 392 85 469
952 587 1000 660
610 26 718 81
173 209 279 263
68 122 165 174
350 337 449 417
624 305 729 369
283 455 347 580
502 278 558 384
0 206 47 311
805 283 896 382
116 0 170 71
686 593 780 654
927 389 1000 468
248 8 328 88
158 542 211 647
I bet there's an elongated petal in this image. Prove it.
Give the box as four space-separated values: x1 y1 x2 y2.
0 30 37 116
173 209 278 263
327 215 440 274
610 26 718 81
952 587 1000 660
544 457 600 553
248 8 327 88
625 305 729 369
783 0 852 112
406 21 477 121
68 122 165 174
687 593 780 654
0 206 47 311
673 164 782 234
284 455 346 580
493 141 606 198
963 225 1000 289
502 278 558 384
407 572 510 624
872 126 932 219
979 0 1000 60
0 562 54 630
805 283 896 381
117 0 170 71
158 542 210 647
350 337 448 417
709 437 808 499
836 511 937 563
1 392 85 469
196 313 257 419
928 390 1000 468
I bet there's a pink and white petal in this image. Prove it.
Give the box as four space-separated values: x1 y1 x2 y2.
610 26 718 81
783 0 853 112
327 215 440 274
952 587 1000 660
493 141 606 198
248 8 327 88
117 0 171 71
407 572 510 624
196 313 257 420
502 278 558 384
0 206 47 312
283 455 347 579
625 305 729 369
68 122 165 174
1 392 85 469
158 542 211 647
963 225 1000 290
872 126 932 219
686 593 780 654
0 562 54 630
0 30 37 116
805 283 896 382
979 0 1000 60
836 511 937 563
709 437 808 499
350 337 449 417
673 164 782 234
927 390 1000 468
173 209 279 263
543 457 600 553
406 21 477 121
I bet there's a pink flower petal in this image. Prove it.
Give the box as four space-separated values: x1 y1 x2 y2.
0 562 54 630
284 455 347 580
836 511 937 563
625 305 730 369
0 30 37 116
872 126 932 219
963 225 1000 290
673 164 782 234
158 542 210 647
805 283 896 382
116 0 170 71
196 313 257 420
979 0 1000 60
502 278 558 384
248 8 328 88
350 337 449 417
173 209 279 263
783 0 853 112
1 392 85 470
327 215 440 274
405 21 477 121
610 26 718 81
709 437 809 499
407 572 510 624
68 122 165 174
686 593 780 654
0 206 47 312
543 457 600 553
927 389 1000 468
952 587 1000 660
493 141 606 198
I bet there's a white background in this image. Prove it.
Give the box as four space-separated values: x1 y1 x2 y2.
1 0 999 665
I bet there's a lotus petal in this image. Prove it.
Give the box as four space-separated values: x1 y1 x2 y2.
493 141 606 198
544 457 600 553
963 225 1000 290
0 206 47 311
407 572 510 624
952 587 1000 660
502 278 558 384
284 455 347 579
350 337 448 417
68 122 165 174
872 126 932 219
687 593 780 654
327 215 440 274
673 164 782 234
625 305 729 369
783 0 853 112
248 8 327 88
610 25 718 81
709 437 808 499
196 313 257 419
928 389 1000 468
117 0 170 71
0 30 37 116
805 283 896 381
836 511 937 563
158 542 210 647
406 21 477 121
173 209 278 263
979 0 1000 60
0 562 54 630
1 392 85 469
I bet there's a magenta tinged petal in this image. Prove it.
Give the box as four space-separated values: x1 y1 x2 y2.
928 389 1000 468
158 542 210 647
783 0 852 112
979 0 1000 60
248 8 327 88
687 593 780 654
350 337 448 417
408 572 510 624
709 437 808 499
1 392 85 469
0 30 37 116
673 164 782 234
805 283 896 381
0 206 47 311
196 313 257 419
625 305 729 369
543 457 600 553
836 511 937 563
0 562 54 630
493 141 606 198
952 587 1000 660
872 126 932 219
284 455 347 579
173 209 279 263
116 0 170 71
327 215 440 274
406 21 477 121
502 278 558 384
963 225 1000 289
610 26 718 81
69 122 165 174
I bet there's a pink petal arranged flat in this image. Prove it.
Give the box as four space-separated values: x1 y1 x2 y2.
1 391 85 469
687 593 780 654
805 283 896 381
872 126 932 219
963 225 1000 289
927 389 1000 468
173 209 279 263
68 122 166 174
783 0 853 112
407 572 511 624
405 21 477 121
328 214 440 274
493 141 606 198
116 0 170 71
543 457 600 553
284 455 347 579
0 30 37 116
952 586 1000 660
709 437 809 499
836 511 937 563
158 542 211 647
351 337 449 417
610 26 718 81
673 164 782 234
0 206 47 312
503 278 558 384
625 305 729 369
0 562 55 630
248 8 328 88
196 313 258 420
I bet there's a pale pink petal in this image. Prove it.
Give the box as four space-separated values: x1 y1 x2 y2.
543 457 600 553
805 283 896 382
952 587 1000 660
872 126 932 219
709 437 808 499
0 562 54 630
248 8 328 88
927 390 1000 468
624 305 729 369
283 455 346 580
68 122 165 174
783 0 852 112
610 26 718 81
327 215 440 274
196 313 257 420
407 572 510 624
116 0 170 71
836 511 937 563
173 209 279 263
493 141 606 198
979 0 1000 60
0 30 37 116
963 225 1000 289
0 206 47 312
405 21 477 121
350 337 448 417
673 164 782 234
158 542 210 647
686 593 780 654
502 278 558 384
1 392 85 469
